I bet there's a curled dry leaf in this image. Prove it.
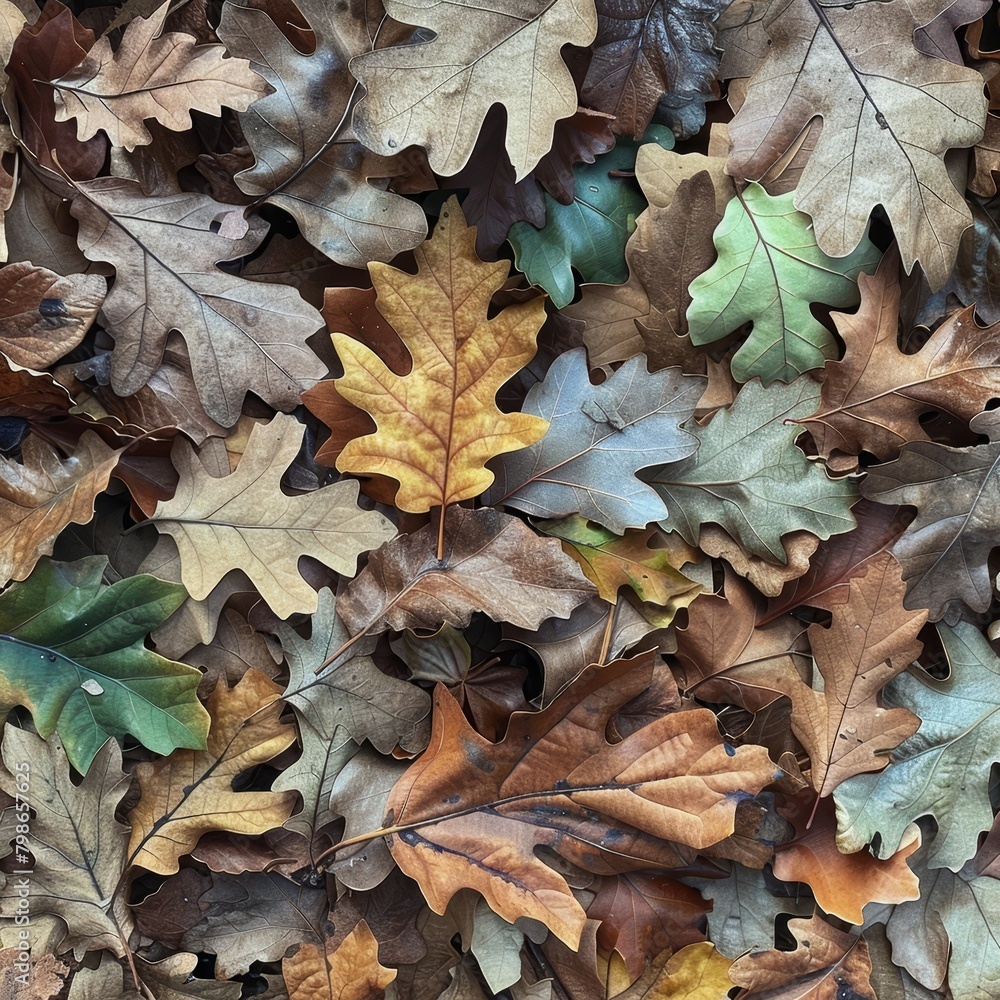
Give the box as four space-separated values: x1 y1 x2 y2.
333 197 549 512
149 414 396 619
375 655 777 948
50 0 269 150
217 0 428 267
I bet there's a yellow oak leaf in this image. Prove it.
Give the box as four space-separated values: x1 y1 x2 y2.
127 668 296 875
332 196 549 513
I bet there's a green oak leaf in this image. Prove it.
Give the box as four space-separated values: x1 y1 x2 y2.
0 556 209 773
686 184 881 384
509 126 674 308
645 378 858 563
835 621 1000 872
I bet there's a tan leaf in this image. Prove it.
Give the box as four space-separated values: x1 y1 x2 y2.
337 506 597 638
727 0 987 288
149 414 396 619
0 431 121 587
773 802 920 924
351 0 597 180
283 921 396 1000
801 247 1000 463
730 914 875 999
369 656 777 948
127 668 297 875
618 942 733 998
69 177 325 425
50 0 268 149
698 525 818 597
0 262 105 367
333 197 548 513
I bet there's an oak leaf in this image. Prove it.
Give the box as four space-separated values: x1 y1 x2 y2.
646 379 858 563
0 431 121 587
127 668 297 875
372 655 776 948
485 348 704 533
617 942 733 998
217 0 428 267
333 197 549 512
0 262 104 368
802 250 1000 462
773 800 920 925
337 506 596 637
834 621 1000 871
0 555 209 774
686 184 881 385
861 411 1000 620
284 921 396 1000
0 726 131 957
726 0 987 288
738 553 925 796
69 178 325 425
350 0 598 180
50 0 268 150
582 0 727 140
729 914 874 999
149 414 396 619
538 516 702 616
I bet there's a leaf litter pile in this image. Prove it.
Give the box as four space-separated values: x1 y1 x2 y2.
6 0 1000 995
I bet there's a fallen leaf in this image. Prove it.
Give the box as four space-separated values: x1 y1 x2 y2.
646 379 859 563
834 621 1000 872
582 0 727 140
0 431 121 587
861 411 1000 620
0 725 131 957
284 920 396 1000
729 914 874 999
372 655 776 948
726 0 987 288
216 0 428 267
50 0 268 149
148 414 396 619
773 799 920 924
333 197 549 512
0 262 104 367
338 506 596 637
0 555 208 773
69 177 325 425
486 349 704 532
686 184 881 385
617 942 733 998
127 668 297 875
350 0 598 180
802 248 1000 462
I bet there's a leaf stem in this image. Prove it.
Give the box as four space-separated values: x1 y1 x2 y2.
436 504 447 562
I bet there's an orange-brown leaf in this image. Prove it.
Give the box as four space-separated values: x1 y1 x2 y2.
379 655 777 948
333 196 548 511
283 921 396 1000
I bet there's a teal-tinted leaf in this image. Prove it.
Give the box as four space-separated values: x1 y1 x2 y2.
686 184 881 384
835 621 1000 872
0 556 209 773
645 379 858 562
509 126 674 308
